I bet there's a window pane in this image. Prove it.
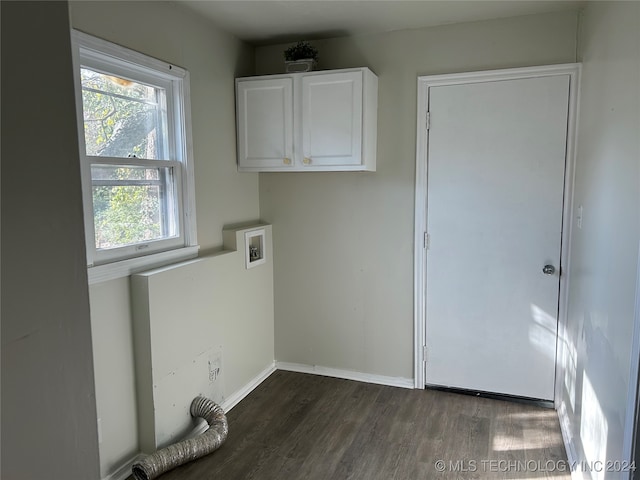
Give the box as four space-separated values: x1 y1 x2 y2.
92 165 177 250
81 68 169 159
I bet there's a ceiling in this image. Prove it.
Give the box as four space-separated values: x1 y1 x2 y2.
178 0 583 45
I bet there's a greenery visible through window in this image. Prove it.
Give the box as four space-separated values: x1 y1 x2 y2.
90 165 174 249
73 30 195 270
80 69 174 250
81 68 168 159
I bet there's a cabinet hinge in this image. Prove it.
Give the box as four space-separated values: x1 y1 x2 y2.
424 232 430 250
423 345 428 362
426 111 431 130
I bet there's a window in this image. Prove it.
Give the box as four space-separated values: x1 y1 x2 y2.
71 31 197 282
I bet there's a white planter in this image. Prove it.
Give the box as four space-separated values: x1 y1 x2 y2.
285 59 317 73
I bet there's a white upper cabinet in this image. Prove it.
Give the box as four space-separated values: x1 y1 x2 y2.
302 71 362 167
236 77 294 169
236 68 377 172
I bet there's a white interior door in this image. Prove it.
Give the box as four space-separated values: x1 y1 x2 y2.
425 74 570 400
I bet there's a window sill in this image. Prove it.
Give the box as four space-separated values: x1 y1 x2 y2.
87 245 199 285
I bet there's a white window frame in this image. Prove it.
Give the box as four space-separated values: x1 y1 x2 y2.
71 30 198 284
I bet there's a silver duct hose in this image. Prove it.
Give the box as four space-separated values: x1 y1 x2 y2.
131 396 228 480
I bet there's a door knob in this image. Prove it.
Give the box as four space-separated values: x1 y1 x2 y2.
542 265 556 275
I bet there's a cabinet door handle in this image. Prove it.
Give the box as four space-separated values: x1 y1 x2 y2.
303 157 312 165
283 157 292 165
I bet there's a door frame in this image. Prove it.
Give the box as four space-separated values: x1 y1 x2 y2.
622 241 640 479
413 64 581 404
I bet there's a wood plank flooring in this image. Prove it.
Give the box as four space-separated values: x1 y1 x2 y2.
147 371 570 480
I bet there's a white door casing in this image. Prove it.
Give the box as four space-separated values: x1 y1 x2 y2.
413 64 581 401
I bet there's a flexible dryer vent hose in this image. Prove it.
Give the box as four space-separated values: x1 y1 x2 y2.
131 396 228 480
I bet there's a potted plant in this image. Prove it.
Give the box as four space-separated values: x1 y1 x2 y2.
284 41 318 73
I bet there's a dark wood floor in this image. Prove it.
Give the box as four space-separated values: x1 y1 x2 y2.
152 371 570 479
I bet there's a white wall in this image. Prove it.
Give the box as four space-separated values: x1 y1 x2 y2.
68 0 258 251
131 225 274 452
88 278 139 473
68 1 262 476
558 2 640 476
1 2 100 478
256 11 579 379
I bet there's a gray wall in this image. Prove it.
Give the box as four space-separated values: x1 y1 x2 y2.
1 1 100 478
256 10 579 379
559 1 640 473
5 3 637 478
68 1 262 476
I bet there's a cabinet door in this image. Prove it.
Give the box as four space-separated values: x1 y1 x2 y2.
301 71 363 167
236 78 294 169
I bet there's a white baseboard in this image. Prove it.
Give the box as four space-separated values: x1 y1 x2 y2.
276 361 414 389
102 362 277 480
222 362 277 412
557 401 590 480
184 361 278 439
102 453 145 480
103 361 413 480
